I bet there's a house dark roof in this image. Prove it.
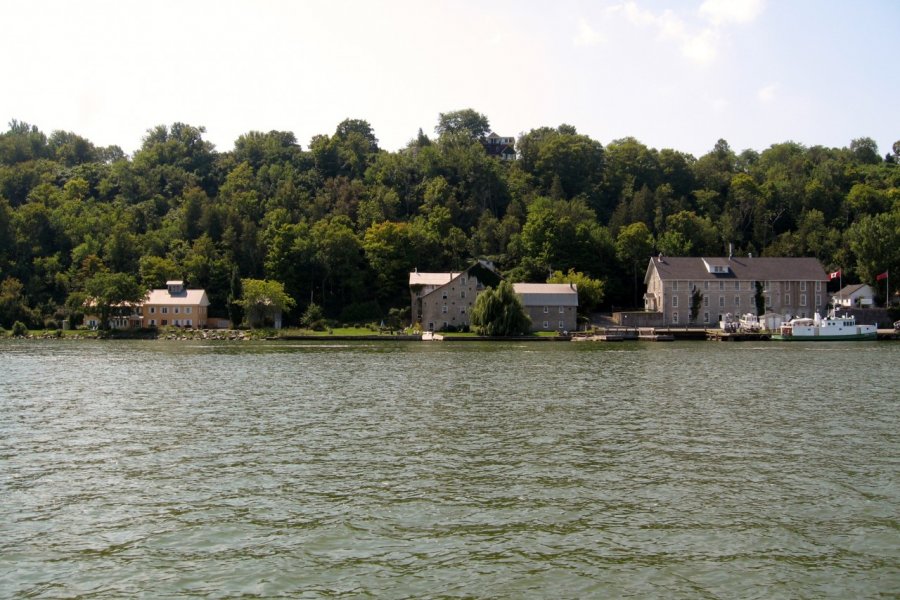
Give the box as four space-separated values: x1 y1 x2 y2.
646 256 828 282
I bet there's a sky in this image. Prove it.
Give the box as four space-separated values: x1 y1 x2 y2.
2 0 898 159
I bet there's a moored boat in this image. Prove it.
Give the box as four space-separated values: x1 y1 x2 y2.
772 312 876 341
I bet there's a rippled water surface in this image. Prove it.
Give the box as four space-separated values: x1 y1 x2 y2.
1 339 897 598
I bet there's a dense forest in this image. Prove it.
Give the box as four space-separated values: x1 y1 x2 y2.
0 109 897 329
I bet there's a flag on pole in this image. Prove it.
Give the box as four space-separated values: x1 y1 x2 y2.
829 270 841 280
876 271 888 281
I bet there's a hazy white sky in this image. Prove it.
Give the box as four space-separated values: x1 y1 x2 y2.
2 0 898 158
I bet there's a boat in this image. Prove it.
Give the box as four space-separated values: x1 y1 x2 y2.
772 312 877 341
738 313 762 332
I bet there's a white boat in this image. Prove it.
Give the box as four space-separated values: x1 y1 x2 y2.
772 312 877 341
738 313 762 332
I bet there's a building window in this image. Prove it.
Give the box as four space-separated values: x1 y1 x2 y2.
785 282 791 291
672 296 678 307
559 320 565 329
460 306 466 315
719 281 725 291
703 312 709 324
815 281 821 291
149 307 156 314
672 311 679 324
703 296 709 307
800 294 807 307
543 306 549 313
816 294 821 307
174 307 180 314
442 292 448 300
161 307 168 314
441 305 448 313
461 276 467 285
734 296 740 306
185 319 192 326
149 319 156 326
800 281 807 291
719 296 725 308
185 307 191 314
460 291 466 299
542 320 549 329
559 306 565 313
785 293 791 305
162 319 168 326
673 281 678 291
704 281 709 290
735 281 740 290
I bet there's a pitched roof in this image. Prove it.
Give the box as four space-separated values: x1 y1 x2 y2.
144 288 210 306
408 272 459 286
513 283 578 306
836 283 874 296
647 256 827 282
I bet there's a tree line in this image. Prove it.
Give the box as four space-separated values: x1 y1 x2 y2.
0 110 897 329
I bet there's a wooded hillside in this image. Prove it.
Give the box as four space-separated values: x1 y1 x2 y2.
0 109 897 328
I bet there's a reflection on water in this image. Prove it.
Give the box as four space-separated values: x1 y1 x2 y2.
1 340 897 597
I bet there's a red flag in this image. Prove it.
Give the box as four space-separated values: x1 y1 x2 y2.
829 270 841 280
876 271 888 281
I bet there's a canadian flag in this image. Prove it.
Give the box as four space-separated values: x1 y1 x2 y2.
876 271 888 281
829 270 841 280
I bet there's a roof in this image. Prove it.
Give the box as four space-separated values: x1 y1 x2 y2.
513 283 578 307
835 283 874 297
408 271 459 286
646 256 828 283
145 288 210 306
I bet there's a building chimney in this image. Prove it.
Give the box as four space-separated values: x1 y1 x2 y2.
728 243 733 259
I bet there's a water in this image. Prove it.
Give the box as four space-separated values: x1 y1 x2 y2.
1 340 897 598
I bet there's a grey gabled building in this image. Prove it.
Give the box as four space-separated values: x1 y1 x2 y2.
644 256 829 326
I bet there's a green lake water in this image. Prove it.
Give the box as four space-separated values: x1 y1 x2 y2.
1 339 897 598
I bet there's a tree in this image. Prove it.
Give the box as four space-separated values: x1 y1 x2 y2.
615 222 654 307
84 272 144 330
689 287 704 323
548 269 605 315
238 278 296 328
470 280 531 336
435 109 490 141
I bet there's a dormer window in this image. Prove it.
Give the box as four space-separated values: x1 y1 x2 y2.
166 280 185 295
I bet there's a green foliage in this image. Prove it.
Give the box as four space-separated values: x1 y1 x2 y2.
238 278 296 328
0 116 896 324
690 287 704 323
302 302 326 330
548 269 605 314
12 320 28 337
470 281 531 336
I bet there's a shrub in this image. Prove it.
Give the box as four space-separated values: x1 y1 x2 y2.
12 321 28 337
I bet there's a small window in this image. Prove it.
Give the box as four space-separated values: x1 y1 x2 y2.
703 296 709 307
185 307 191 314
543 306 549 313
559 320 565 329
800 281 807 291
704 281 709 290
703 312 709 323
734 296 740 306
559 306 565 313
816 294 821 307
719 281 724 291
149 319 156 326
149 307 156 314
719 296 725 307
162 319 168 326
174 307 180 314
442 292 448 300
673 281 679 291
441 305 448 314
185 319 192 326
734 281 740 290
460 306 466 315
800 294 807 307
815 281 821 291
672 312 679 324
542 320 549 329
785 293 791 305
460 291 466 299
162 307 168 314
672 296 678 308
